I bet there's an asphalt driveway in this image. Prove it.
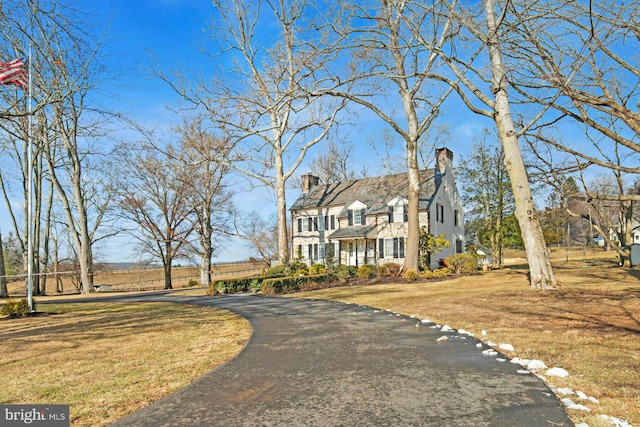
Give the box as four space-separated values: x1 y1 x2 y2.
108 293 573 427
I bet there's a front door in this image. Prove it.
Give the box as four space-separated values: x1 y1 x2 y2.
348 241 357 266
357 240 366 266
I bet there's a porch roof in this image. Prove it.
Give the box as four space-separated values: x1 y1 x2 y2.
328 225 377 240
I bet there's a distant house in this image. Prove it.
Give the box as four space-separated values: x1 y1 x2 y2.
289 148 464 270
474 246 493 269
594 222 640 248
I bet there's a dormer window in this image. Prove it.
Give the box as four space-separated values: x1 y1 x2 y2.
347 201 367 226
394 205 405 223
387 196 408 223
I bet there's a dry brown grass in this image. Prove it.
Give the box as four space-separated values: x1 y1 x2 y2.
0 302 251 427
294 248 640 427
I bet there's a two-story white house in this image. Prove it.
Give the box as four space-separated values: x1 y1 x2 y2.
289 147 464 269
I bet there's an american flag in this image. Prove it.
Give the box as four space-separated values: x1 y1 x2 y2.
0 58 28 89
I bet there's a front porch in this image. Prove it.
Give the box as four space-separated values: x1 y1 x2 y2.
329 225 377 267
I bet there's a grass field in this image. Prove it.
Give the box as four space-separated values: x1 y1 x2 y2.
292 247 640 427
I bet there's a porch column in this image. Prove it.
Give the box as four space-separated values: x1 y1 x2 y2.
355 239 359 267
363 239 368 265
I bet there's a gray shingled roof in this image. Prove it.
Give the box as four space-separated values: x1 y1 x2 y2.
290 169 438 213
328 225 377 239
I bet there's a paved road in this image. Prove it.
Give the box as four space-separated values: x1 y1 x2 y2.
106 293 573 427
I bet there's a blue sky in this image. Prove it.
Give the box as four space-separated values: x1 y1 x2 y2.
97 0 212 117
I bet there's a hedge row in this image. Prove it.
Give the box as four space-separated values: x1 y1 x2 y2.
261 274 335 295
207 273 338 296
207 277 264 295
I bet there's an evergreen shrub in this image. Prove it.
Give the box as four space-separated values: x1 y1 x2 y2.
208 277 264 295
263 265 286 278
287 261 308 276
334 265 357 282
1 298 33 318
422 269 435 279
261 274 333 295
385 262 402 277
357 265 376 278
377 264 389 277
310 264 326 274
444 253 478 274
403 270 419 282
432 268 450 278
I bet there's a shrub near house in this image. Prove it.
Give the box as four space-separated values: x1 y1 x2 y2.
207 263 338 296
443 253 479 275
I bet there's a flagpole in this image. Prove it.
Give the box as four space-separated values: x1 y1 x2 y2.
26 44 34 312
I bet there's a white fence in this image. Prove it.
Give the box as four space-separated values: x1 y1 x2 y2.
2 261 267 297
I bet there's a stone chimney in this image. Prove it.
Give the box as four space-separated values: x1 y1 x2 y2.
435 147 454 174
301 174 320 192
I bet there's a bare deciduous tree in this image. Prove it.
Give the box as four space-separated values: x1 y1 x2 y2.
577 174 635 266
159 0 347 266
533 146 639 266
504 0 639 173
118 146 194 290
0 230 7 298
305 139 358 184
175 119 235 286
239 211 279 264
501 0 640 265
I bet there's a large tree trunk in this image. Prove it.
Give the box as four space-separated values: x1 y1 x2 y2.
40 178 55 296
0 231 7 298
45 152 95 294
499 129 556 289
199 221 213 286
496 226 504 269
275 156 290 266
389 1 422 273
163 241 173 290
621 201 634 266
404 147 421 272
491 210 504 269
78 234 94 293
52 238 63 293
164 262 172 290
200 257 211 287
72 166 94 294
490 228 500 270
33 153 43 295
484 0 557 290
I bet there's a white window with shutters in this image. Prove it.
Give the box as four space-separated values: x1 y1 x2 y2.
394 205 404 223
347 201 368 227
387 196 408 223
384 239 394 258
